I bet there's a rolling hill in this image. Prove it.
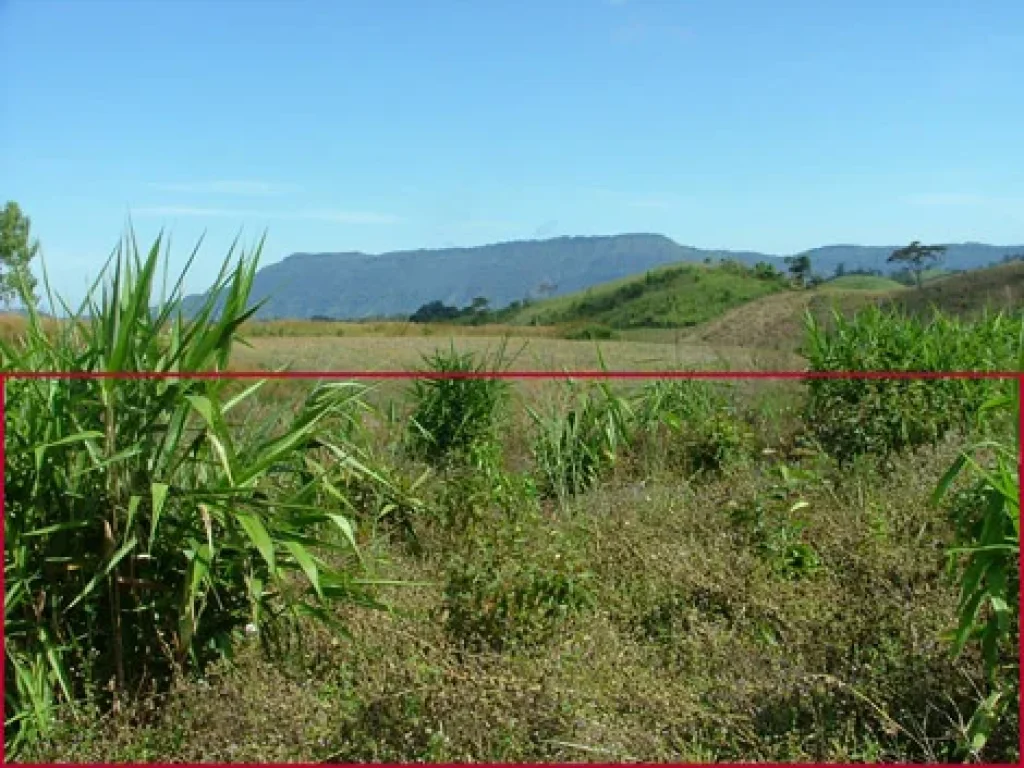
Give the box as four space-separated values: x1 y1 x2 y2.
178 234 1024 321
496 259 789 330
684 260 1024 353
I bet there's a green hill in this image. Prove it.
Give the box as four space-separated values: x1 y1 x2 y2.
497 259 790 330
685 260 1024 354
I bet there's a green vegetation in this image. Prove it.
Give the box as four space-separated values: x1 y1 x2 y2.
822 274 905 291
784 253 813 286
3 231 1021 764
406 342 515 466
2 233 399 755
500 259 790 329
882 260 1024 320
0 201 40 307
889 241 948 290
527 378 635 502
803 305 1019 465
933 392 1020 759
633 379 751 477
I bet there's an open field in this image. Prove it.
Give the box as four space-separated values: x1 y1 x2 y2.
3 238 1021 764
229 334 804 373
820 275 906 291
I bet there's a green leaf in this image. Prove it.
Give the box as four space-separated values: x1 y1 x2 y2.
65 536 138 612
327 514 363 566
149 482 169 552
284 541 322 600
931 452 968 507
235 511 276 574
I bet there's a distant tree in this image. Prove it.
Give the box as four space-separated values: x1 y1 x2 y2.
753 261 781 280
410 300 461 323
0 201 40 308
834 262 846 279
888 240 946 290
784 254 812 287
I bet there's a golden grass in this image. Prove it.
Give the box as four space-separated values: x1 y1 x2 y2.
239 319 562 339
0 314 806 373
229 334 804 372
0 313 61 343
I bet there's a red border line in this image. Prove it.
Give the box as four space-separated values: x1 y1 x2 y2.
1 370 1021 768
0 370 1018 380
1 375 5 766
1018 375 1023 763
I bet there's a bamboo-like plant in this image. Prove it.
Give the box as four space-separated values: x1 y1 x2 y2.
932 391 1020 759
527 379 634 502
803 306 1020 463
2 231 396 755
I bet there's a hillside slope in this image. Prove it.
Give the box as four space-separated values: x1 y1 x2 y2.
499 260 790 329
881 260 1024 318
179 234 1024 320
191 234 781 320
685 261 1024 353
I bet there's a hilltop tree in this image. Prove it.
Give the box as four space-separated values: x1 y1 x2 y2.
888 240 946 290
784 254 812 287
0 201 40 308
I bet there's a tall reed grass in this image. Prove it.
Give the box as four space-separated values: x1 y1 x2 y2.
2 232 395 755
803 305 1022 463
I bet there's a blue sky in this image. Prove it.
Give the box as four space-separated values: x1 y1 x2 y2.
2 0 1023 303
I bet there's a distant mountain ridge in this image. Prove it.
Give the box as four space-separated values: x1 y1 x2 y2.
180 234 1024 320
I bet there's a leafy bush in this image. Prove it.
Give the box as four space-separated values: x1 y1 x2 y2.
527 380 634 501
803 306 1020 464
432 445 539 535
1 233 392 756
563 323 618 340
932 392 1020 759
406 342 514 466
634 378 750 475
728 463 822 579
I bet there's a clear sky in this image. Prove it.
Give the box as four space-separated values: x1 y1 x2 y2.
2 0 1023 303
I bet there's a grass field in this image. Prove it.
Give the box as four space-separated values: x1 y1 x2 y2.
3 235 1021 764
821 274 906 291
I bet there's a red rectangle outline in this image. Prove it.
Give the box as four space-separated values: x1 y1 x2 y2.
1 369 1021 768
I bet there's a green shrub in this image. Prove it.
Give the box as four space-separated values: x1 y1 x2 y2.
441 523 594 652
803 306 1020 464
406 343 513 466
634 378 750 475
728 463 822 579
527 380 634 501
1 232 392 756
432 446 540 535
563 323 618 340
932 392 1020 759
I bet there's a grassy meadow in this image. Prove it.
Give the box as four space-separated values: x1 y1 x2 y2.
3 234 1021 763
